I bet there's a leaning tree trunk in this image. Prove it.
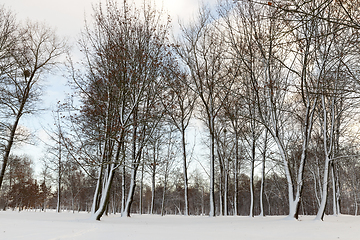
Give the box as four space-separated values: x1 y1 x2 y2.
91 163 103 216
123 110 140 217
0 101 26 191
123 165 138 217
90 164 116 221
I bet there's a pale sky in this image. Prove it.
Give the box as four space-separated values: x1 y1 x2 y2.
1 0 216 174
2 0 217 38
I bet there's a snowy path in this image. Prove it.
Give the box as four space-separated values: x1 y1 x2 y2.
0 211 359 240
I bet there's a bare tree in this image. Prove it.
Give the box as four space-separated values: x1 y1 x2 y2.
67 0 171 220
161 66 196 216
314 7 360 219
0 20 66 191
41 103 66 213
0 5 16 77
219 0 322 219
176 6 236 217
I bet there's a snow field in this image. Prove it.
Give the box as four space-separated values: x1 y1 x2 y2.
1 210 360 240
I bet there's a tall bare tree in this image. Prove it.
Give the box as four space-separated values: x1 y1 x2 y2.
0 19 66 190
176 6 236 217
67 0 171 220
161 66 196 216
220 0 322 219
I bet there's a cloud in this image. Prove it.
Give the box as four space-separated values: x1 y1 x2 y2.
3 0 213 38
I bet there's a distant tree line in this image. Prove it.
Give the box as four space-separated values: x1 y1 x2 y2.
1 0 360 221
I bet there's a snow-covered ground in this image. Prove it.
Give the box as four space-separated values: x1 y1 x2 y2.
1 210 359 240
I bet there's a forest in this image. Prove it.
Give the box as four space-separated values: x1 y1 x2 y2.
1 0 360 222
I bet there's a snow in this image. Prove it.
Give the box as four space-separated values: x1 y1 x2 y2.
1 211 360 239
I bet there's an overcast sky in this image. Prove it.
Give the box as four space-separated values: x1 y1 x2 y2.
1 0 216 172
2 0 217 38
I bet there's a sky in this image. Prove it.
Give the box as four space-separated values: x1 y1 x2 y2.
3 0 216 38
1 0 216 175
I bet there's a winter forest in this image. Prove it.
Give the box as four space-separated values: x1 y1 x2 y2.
2 0 360 226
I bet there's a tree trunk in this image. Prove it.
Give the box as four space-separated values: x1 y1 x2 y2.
224 167 228 216
315 156 330 221
316 96 336 221
121 164 126 216
91 164 103 215
181 128 189 216
56 169 61 213
0 106 24 190
331 162 338 216
259 129 268 217
123 162 139 217
0 73 33 191
161 172 167 216
249 137 255 217
139 162 144 215
209 115 216 217
123 110 139 217
150 163 156 215
234 131 239 216
219 165 223 216
90 164 116 221
56 139 62 213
